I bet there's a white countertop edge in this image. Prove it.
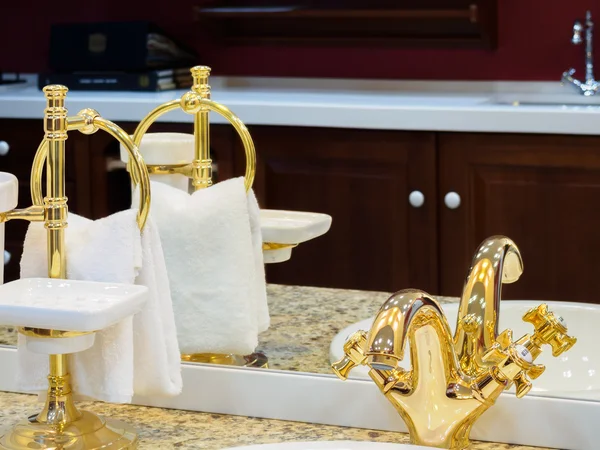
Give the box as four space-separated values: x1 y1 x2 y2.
1 75 600 135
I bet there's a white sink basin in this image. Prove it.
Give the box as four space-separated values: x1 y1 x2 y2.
225 442 427 450
497 101 600 109
491 93 600 108
330 300 599 400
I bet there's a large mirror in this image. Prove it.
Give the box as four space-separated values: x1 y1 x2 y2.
0 113 596 405
0 82 597 417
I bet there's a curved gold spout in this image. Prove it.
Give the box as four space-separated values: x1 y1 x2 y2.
366 289 457 372
454 236 524 377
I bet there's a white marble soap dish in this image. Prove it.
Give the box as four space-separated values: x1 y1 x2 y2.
0 278 148 354
0 278 148 331
0 172 18 213
260 210 332 264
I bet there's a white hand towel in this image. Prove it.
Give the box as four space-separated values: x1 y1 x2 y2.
18 209 182 403
144 177 269 355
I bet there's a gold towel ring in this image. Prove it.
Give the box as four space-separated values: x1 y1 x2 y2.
131 94 256 193
30 113 151 231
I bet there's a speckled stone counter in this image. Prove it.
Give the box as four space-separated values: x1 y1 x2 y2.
0 326 15 347
0 285 550 449
0 392 550 449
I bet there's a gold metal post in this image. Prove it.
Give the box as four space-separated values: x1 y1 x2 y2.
36 354 81 426
37 85 76 426
43 85 68 280
191 66 212 190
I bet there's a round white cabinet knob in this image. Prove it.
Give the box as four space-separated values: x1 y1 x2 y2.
408 190 425 208
0 141 9 156
4 250 10 265
444 192 461 209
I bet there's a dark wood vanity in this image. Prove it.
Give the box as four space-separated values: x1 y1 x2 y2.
240 127 600 303
195 0 498 49
2 118 599 303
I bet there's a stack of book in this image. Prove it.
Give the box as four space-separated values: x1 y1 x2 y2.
39 21 198 92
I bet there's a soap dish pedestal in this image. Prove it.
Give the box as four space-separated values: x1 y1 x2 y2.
0 278 148 450
1 346 139 450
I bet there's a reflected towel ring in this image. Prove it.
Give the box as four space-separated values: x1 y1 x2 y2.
130 95 256 193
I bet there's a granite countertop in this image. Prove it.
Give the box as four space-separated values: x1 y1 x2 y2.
0 285 550 449
0 391 548 450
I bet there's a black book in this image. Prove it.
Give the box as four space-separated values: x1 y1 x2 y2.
38 70 192 92
49 21 198 72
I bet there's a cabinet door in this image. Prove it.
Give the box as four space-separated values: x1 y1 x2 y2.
439 132 600 302
242 126 438 293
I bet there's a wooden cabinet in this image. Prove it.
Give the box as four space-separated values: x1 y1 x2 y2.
237 127 600 303
3 116 600 303
439 133 600 302
239 126 438 293
197 0 498 49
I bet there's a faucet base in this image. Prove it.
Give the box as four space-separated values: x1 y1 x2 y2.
409 429 472 450
0 411 138 449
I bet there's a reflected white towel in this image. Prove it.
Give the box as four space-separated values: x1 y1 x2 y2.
146 177 269 355
18 210 182 403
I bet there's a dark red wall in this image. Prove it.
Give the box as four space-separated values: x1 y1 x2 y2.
1 1 597 80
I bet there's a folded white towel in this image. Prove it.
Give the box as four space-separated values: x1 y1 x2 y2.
18 209 182 403
144 177 269 355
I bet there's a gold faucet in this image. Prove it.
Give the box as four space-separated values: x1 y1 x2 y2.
332 236 576 450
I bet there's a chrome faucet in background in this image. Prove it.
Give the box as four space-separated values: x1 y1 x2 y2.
562 11 600 95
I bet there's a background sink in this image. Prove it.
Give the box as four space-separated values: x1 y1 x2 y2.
224 441 428 450
491 93 600 108
497 101 600 108
330 300 600 400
